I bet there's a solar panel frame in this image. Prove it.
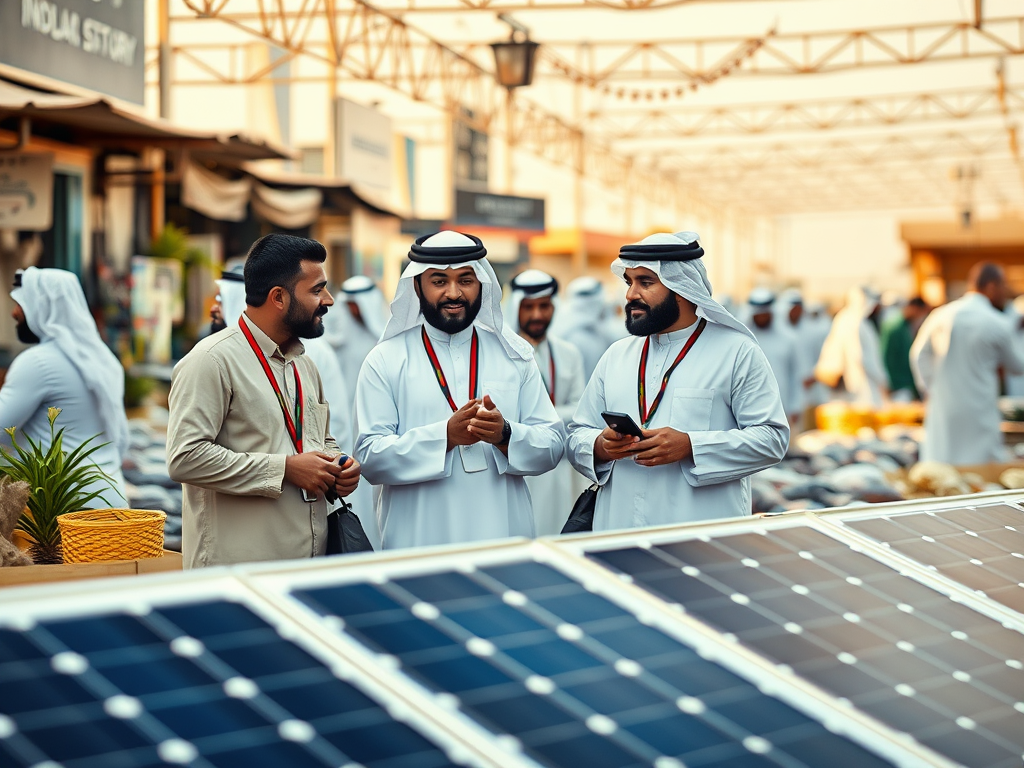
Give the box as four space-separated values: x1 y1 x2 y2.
562 511 1024 768
0 570 519 768
247 539 952 768
810 499 1024 628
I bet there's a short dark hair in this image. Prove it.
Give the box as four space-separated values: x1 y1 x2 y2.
243 234 327 307
967 261 1004 292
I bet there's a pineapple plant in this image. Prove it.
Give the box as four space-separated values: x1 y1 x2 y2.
1 408 117 564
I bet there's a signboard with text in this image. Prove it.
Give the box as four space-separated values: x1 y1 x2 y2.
334 98 392 191
454 188 545 231
0 0 145 104
0 153 54 230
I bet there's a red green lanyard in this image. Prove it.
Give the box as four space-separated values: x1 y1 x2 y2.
421 326 479 412
239 314 304 453
638 318 707 427
546 343 556 404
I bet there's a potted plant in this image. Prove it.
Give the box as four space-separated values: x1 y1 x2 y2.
0 408 117 564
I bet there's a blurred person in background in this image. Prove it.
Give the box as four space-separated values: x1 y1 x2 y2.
815 286 887 406
1 267 129 507
324 275 389 412
778 289 820 428
354 232 564 549
567 232 789 530
911 262 1024 465
550 275 616 381
168 234 361 567
880 296 929 401
745 288 802 427
505 269 586 535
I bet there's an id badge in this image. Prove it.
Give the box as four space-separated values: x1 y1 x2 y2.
459 443 488 473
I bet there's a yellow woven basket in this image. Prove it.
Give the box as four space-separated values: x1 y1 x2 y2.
57 508 166 563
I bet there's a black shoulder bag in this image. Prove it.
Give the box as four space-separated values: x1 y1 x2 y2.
326 500 375 555
561 483 599 534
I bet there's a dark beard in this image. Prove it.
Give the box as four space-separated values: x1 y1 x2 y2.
625 293 680 336
16 321 40 345
210 319 228 334
521 318 549 341
420 291 482 334
284 290 327 339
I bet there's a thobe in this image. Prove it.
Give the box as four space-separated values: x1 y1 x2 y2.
568 320 789 530
354 322 565 549
817 314 887 406
303 335 380 550
911 292 1024 464
1004 305 1024 397
0 340 128 508
525 336 586 535
331 317 379 409
749 324 802 419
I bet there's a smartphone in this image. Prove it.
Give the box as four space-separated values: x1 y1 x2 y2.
601 411 645 438
301 454 350 504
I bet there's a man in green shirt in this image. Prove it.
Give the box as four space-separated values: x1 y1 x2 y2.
880 297 929 400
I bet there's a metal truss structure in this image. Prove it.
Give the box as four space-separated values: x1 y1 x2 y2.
161 0 1024 215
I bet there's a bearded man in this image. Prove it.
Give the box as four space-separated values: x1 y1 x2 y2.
566 232 789 530
353 231 564 549
167 233 362 568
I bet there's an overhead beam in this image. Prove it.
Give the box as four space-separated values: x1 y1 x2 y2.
582 85 1024 139
175 0 708 214
171 0 788 14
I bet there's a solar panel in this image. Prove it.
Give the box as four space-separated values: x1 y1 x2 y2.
0 581 489 768
837 502 1024 614
280 553 913 768
583 522 1024 768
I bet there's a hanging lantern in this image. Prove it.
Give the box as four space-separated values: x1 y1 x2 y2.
490 37 541 89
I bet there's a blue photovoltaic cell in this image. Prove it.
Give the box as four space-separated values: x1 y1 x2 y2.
587 526 1024 768
0 601 458 768
843 503 1024 613
294 560 897 768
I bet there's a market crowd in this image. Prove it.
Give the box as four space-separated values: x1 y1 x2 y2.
0 233 1020 569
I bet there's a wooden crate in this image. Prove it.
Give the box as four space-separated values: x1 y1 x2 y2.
0 550 182 589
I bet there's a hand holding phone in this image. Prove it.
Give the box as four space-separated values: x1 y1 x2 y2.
601 411 645 438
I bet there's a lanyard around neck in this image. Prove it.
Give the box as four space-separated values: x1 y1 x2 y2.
421 326 479 412
637 317 707 427
239 314 303 453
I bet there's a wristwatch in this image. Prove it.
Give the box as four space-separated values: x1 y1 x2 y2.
498 419 512 446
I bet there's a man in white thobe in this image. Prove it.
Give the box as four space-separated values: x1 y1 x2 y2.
567 232 789 530
1 268 129 507
354 232 565 549
745 288 802 426
911 262 1024 465
504 269 587 535
550 276 615 382
815 286 887 406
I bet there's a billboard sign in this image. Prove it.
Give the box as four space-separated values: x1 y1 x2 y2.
1 0 145 104
334 98 392 191
0 153 54 230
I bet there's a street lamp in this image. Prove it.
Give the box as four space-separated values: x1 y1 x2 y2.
490 15 539 89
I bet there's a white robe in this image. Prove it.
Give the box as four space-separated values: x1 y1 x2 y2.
525 336 586 535
567 321 789 530
749 323 801 419
333 320 379 411
817 315 887 406
354 321 565 549
911 292 1024 465
1004 306 1024 397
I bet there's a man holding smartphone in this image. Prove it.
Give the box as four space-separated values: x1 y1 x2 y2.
566 231 789 530
168 234 361 568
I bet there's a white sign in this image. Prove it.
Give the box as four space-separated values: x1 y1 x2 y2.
334 98 392 191
0 153 54 230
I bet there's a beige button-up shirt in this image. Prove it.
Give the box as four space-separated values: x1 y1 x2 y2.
167 314 340 568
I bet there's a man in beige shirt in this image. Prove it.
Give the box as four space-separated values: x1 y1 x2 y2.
167 234 361 568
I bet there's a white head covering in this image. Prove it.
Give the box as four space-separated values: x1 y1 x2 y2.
340 275 389 340
11 267 129 457
611 232 754 341
382 231 533 361
215 266 246 329
748 287 776 310
503 269 559 334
